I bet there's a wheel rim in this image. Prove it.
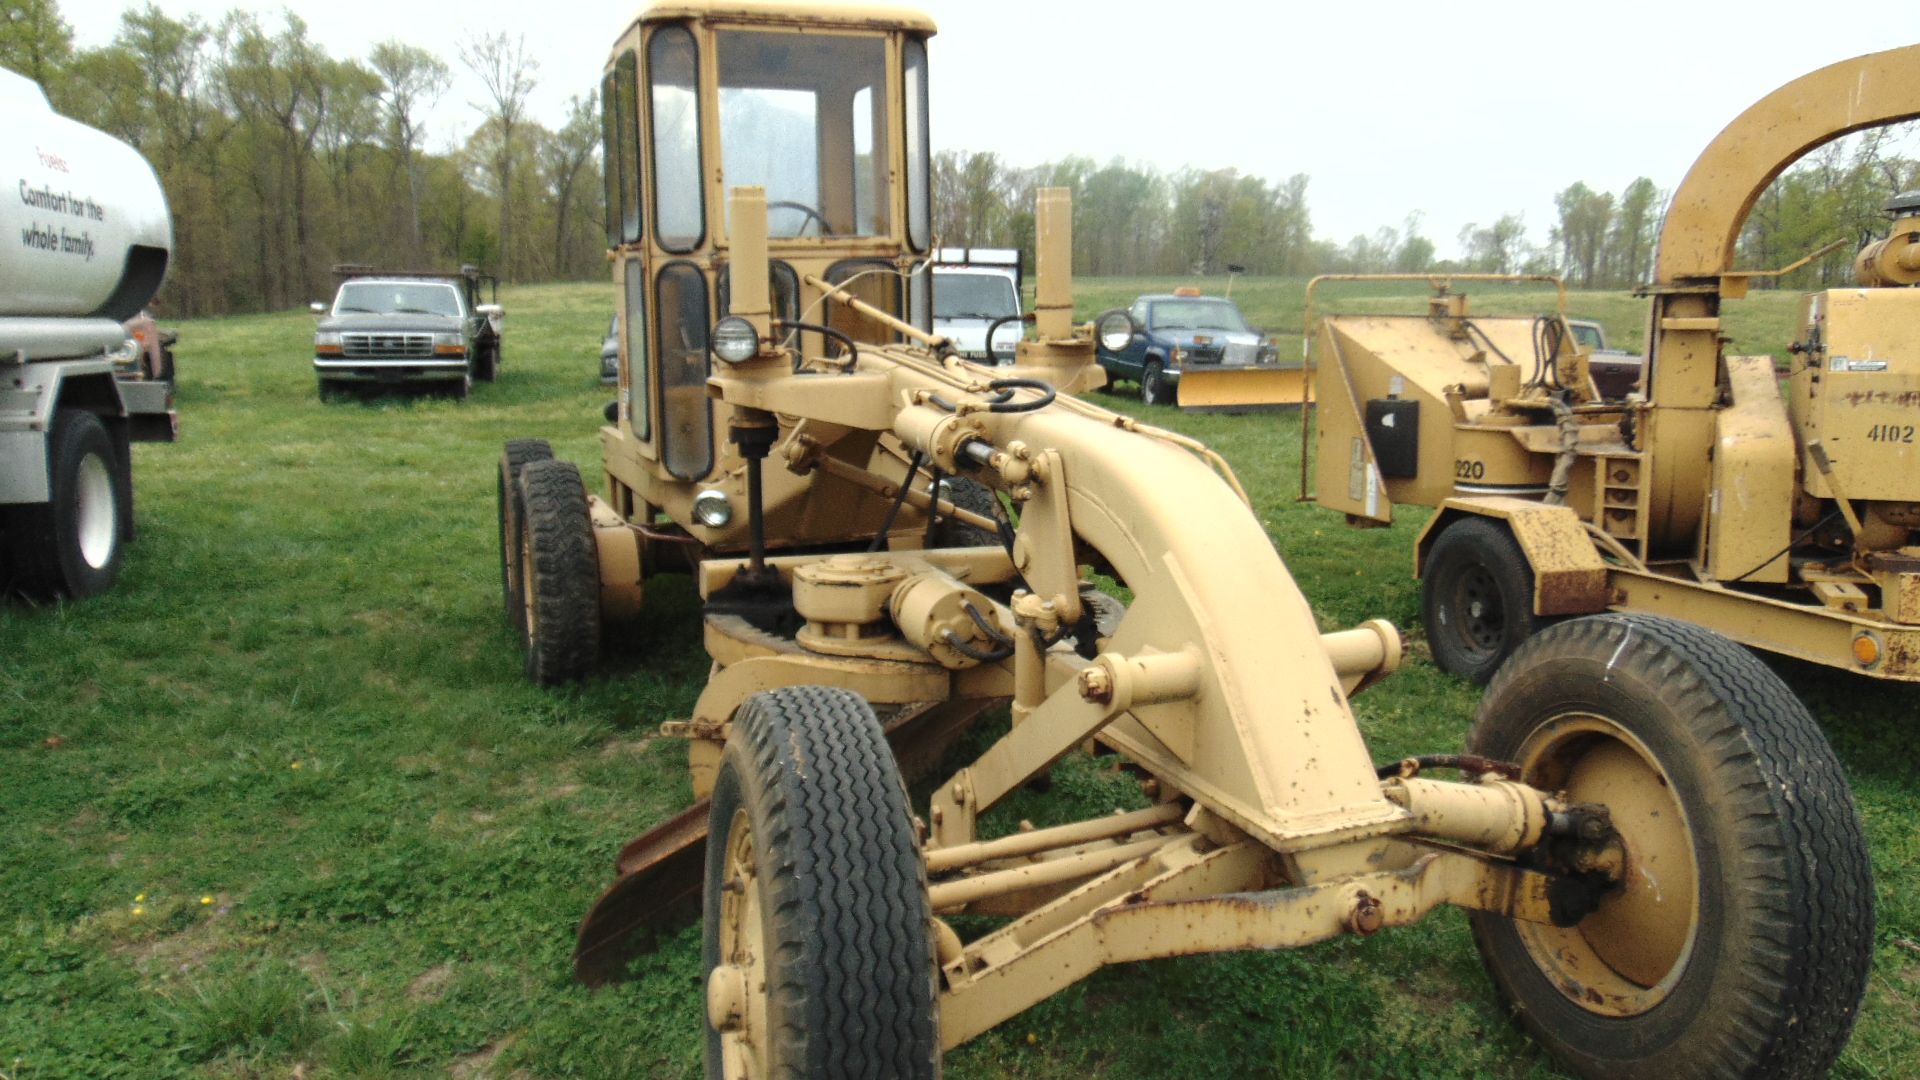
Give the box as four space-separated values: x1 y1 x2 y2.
710 808 770 1078
501 467 520 598
1144 368 1163 403
519 529 538 637
1512 713 1700 1016
74 451 117 570
1447 564 1504 659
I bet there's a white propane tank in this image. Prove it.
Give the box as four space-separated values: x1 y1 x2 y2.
0 67 172 326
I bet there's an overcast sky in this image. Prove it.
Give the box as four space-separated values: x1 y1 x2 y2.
54 0 1920 258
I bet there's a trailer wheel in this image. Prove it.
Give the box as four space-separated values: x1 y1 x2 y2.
1423 516 1538 683
517 459 600 684
1140 360 1171 406
497 438 553 631
1468 614 1872 1080
702 686 937 1080
7 410 125 600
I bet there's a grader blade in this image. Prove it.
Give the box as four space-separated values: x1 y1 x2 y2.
573 799 710 986
1175 364 1309 411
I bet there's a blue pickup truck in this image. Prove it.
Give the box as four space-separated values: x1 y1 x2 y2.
1095 289 1275 405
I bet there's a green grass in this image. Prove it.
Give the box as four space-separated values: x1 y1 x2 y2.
0 277 1912 1078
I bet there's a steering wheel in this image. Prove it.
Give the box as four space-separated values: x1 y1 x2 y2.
767 200 834 237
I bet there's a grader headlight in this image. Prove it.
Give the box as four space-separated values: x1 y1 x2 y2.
1095 309 1137 353
710 316 758 364
691 489 733 528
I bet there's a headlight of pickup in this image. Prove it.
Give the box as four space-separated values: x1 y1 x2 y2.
1170 347 1185 364
433 332 464 348
315 332 343 348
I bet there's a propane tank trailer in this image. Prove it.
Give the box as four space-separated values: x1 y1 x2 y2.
0 66 175 599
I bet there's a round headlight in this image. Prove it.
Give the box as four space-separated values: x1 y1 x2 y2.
1095 309 1137 353
692 489 733 528
711 316 759 364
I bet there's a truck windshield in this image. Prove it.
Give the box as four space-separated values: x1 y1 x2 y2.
934 273 1019 320
717 30 890 239
1149 299 1248 333
333 282 463 317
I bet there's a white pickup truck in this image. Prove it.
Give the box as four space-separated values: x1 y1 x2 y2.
932 248 1021 364
0 67 176 599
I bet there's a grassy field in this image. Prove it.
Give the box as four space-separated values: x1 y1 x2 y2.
0 277 1912 1079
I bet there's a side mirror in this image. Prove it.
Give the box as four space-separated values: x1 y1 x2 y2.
1094 309 1139 353
309 302 325 316
477 304 504 318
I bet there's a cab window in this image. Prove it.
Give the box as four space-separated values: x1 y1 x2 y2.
717 31 889 239
624 258 650 439
649 26 704 251
656 262 713 480
718 262 801 324
903 37 930 251
825 259 900 348
614 50 643 245
600 69 620 247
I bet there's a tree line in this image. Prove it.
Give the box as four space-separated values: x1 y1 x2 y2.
3 0 605 317
6 0 1916 316
935 127 1920 292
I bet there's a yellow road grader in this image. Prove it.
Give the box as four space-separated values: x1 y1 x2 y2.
496 4 1873 1076
1308 43 1920 688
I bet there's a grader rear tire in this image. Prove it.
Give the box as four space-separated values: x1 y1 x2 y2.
516 459 601 684
1423 516 1540 683
1467 614 1872 1080
702 686 937 1080
497 438 553 630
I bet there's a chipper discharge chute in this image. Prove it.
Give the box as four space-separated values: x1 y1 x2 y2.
500 6 1873 1076
1303 41 1920 689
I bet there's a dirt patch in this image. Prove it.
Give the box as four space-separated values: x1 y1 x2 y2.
450 1036 526 1080
114 913 230 974
599 737 656 758
407 962 456 1003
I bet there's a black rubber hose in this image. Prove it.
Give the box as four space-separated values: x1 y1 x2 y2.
963 600 1014 649
985 313 1034 361
984 377 1056 413
777 319 861 373
867 451 925 553
941 629 1014 663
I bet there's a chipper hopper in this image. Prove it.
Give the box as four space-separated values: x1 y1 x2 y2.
499 5 1873 1076
1306 42 1920 687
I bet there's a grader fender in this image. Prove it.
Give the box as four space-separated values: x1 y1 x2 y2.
1174 365 1310 412
1416 498 1609 616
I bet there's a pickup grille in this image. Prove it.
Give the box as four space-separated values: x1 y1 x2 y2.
343 333 434 359
1221 342 1262 366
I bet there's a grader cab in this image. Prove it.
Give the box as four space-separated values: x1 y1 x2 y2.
1305 42 1920 687
496 5 1875 1077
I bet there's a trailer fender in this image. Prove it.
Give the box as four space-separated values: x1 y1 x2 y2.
1415 497 1609 616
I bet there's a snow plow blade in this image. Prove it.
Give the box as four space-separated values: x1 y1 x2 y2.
1176 364 1310 412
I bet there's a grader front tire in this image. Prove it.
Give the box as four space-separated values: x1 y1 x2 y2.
497 438 553 631
702 686 937 1080
516 459 601 685
1467 614 1872 1080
